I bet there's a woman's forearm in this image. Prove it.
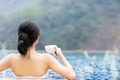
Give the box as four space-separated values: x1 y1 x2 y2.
59 54 73 71
59 54 76 80
54 47 76 78
54 47 76 80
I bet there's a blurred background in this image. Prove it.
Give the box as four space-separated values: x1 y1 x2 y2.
0 0 120 50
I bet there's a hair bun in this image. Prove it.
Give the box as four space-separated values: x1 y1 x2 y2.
17 32 30 55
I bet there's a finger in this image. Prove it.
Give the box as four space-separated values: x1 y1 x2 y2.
53 46 58 56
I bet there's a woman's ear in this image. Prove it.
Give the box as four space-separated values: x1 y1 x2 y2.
36 36 40 44
34 36 40 46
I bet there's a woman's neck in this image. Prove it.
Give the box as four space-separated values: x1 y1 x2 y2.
25 46 36 59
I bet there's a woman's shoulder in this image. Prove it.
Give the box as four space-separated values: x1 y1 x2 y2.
0 53 18 63
5 53 18 60
40 53 52 57
6 53 17 58
38 53 53 59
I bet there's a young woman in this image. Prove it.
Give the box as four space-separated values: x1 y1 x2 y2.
0 21 76 80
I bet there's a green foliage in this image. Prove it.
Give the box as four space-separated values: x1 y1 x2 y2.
0 0 120 50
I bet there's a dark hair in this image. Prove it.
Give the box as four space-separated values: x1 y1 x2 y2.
17 21 40 55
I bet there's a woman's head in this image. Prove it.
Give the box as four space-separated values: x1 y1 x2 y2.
17 21 40 56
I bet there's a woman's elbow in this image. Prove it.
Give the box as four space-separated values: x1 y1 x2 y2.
71 74 76 80
68 73 76 80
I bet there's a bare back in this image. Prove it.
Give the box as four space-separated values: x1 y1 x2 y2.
10 53 48 76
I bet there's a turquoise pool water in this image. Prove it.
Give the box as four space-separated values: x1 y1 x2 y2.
0 50 120 80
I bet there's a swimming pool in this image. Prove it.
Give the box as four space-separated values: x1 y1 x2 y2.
0 50 120 80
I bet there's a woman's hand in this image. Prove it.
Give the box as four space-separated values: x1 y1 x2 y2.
53 46 64 59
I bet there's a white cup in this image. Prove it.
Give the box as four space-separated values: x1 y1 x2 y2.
45 45 57 53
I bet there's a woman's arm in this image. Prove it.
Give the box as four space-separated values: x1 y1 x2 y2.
57 48 75 72
0 54 12 72
47 48 76 80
